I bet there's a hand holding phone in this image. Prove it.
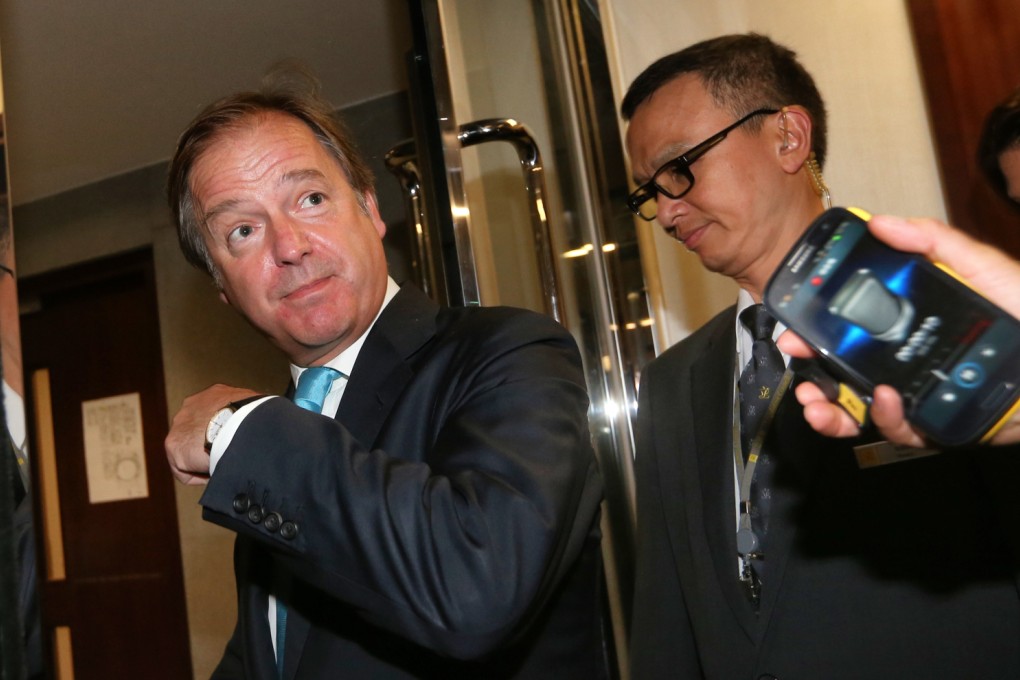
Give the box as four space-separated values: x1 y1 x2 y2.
765 208 1020 448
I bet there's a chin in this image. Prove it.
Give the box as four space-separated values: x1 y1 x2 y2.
696 253 726 274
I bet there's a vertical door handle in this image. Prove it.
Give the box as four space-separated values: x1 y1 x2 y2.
385 141 440 298
457 119 564 322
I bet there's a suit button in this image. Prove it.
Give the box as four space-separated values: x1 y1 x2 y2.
264 512 283 533
232 493 250 514
280 521 299 540
247 504 264 524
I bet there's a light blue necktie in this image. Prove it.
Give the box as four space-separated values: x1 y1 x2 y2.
277 366 340 678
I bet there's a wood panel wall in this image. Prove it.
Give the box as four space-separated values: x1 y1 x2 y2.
906 0 1020 258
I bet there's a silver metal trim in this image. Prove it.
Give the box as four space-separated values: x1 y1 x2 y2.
384 140 439 298
418 0 481 307
457 118 564 322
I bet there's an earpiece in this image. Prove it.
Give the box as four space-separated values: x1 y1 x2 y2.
805 152 832 209
778 106 831 207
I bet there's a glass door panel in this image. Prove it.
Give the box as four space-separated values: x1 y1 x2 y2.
405 3 654 672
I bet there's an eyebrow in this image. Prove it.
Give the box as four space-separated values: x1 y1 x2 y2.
649 142 693 173
202 168 329 224
202 198 245 226
280 168 327 185
632 142 694 185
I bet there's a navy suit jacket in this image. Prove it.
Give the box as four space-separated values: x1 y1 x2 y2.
200 284 607 679
631 306 1020 680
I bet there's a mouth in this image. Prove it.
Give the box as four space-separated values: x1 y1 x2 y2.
282 275 332 301
675 222 710 250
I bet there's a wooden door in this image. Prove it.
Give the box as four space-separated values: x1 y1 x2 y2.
20 248 192 679
907 0 1020 257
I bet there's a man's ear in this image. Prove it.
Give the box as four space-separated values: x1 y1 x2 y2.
218 290 231 306
775 105 813 174
363 191 387 238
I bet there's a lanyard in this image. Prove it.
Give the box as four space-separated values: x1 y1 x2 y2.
732 361 793 560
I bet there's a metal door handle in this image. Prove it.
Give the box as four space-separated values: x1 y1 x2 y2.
384 141 439 298
457 118 564 322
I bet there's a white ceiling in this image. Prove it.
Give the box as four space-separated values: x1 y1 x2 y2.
0 0 413 205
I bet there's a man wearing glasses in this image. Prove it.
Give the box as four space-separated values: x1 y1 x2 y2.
622 33 1020 679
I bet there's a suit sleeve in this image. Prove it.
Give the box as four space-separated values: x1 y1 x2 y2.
198 313 602 659
629 366 704 679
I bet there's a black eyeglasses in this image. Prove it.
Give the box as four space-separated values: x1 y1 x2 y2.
626 108 779 221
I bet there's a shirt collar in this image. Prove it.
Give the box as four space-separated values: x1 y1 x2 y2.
735 288 788 370
290 276 400 385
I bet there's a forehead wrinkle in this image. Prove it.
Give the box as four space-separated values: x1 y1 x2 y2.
200 168 327 226
650 140 694 172
633 139 694 184
202 197 247 227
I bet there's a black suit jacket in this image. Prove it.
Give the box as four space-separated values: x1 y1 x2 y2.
200 285 607 679
631 305 1020 680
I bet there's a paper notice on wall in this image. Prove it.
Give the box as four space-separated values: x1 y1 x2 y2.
82 393 149 503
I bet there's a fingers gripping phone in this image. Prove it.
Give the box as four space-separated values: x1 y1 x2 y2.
764 207 1020 447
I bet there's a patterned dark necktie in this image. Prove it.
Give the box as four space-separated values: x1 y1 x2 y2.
737 304 784 573
277 366 340 678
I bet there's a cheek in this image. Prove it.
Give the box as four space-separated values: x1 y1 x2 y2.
218 262 271 312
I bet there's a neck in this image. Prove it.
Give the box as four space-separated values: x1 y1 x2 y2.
736 194 826 302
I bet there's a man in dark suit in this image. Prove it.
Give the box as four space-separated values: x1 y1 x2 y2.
622 33 1020 679
163 78 607 678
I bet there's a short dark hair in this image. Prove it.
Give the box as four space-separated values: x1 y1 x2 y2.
977 86 1020 207
167 67 375 280
621 33 828 167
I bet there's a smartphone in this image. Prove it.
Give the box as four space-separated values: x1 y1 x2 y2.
764 206 1020 447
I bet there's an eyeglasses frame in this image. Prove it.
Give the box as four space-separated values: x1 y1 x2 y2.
626 107 780 221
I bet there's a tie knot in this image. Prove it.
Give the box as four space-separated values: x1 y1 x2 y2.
740 304 777 342
293 366 342 413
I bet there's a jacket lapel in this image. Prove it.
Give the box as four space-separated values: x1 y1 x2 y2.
237 539 283 680
280 591 310 680
690 309 761 639
282 284 437 674
337 284 437 446
745 374 835 642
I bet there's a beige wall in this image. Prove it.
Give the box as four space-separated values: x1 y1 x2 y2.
14 164 287 677
154 216 288 675
600 0 947 349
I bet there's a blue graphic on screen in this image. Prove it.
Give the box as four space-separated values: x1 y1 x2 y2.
834 261 916 355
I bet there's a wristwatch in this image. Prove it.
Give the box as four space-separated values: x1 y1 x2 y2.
204 406 237 453
203 396 266 453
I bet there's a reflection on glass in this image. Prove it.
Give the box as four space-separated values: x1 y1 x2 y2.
0 71 44 676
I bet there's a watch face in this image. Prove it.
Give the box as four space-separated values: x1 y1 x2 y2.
205 407 236 449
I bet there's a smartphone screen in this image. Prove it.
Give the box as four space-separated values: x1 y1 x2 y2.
765 207 1020 446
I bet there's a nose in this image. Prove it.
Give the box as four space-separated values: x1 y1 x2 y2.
656 193 689 235
269 216 312 265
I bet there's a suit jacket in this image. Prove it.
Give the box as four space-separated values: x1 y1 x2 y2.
631 305 1020 680
200 285 608 679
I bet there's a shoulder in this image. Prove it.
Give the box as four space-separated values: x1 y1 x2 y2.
646 305 735 377
383 285 573 348
427 306 586 395
375 287 583 386
438 304 576 350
